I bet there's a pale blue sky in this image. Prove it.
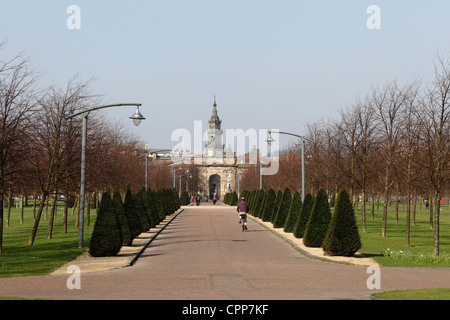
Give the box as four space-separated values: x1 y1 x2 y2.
1 1 450 150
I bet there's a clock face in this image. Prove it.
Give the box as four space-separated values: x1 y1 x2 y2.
208 149 213 156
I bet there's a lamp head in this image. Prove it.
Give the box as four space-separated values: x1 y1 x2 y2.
129 105 145 126
266 132 275 146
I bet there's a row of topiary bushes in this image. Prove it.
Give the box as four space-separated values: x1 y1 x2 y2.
223 191 238 206
225 188 361 257
180 191 191 205
89 187 181 257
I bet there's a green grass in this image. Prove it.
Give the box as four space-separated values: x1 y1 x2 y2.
372 288 450 300
1 200 449 280
354 202 450 267
0 205 95 278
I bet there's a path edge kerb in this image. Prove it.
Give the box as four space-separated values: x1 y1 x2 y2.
247 215 339 264
247 214 376 266
126 208 184 267
50 208 185 276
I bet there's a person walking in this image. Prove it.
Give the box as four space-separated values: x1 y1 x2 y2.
195 194 202 206
237 197 249 231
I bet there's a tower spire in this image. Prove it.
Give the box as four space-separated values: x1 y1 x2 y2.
210 95 220 123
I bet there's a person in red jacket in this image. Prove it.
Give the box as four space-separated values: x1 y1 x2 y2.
236 197 249 231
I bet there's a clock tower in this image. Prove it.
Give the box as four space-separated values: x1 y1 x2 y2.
204 96 224 163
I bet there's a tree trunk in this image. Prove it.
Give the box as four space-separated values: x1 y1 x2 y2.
63 192 68 234
7 191 13 227
45 199 49 220
371 191 375 221
382 163 390 237
429 191 433 229
33 194 37 221
47 190 58 239
434 194 440 257
0 193 3 255
20 196 24 224
28 192 49 246
395 181 399 223
361 188 366 232
405 190 411 247
86 192 91 227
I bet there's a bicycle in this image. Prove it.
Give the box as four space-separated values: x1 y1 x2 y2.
239 213 248 232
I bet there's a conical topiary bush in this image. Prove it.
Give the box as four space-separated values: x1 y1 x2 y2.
303 188 332 247
147 189 162 225
248 190 257 214
253 189 265 217
89 191 122 257
172 188 180 211
258 190 269 219
271 190 283 223
273 188 292 228
230 191 239 206
180 191 190 205
123 188 143 239
140 188 156 228
322 190 361 257
112 190 132 246
262 189 276 222
293 193 314 238
284 191 302 233
155 189 166 220
135 189 151 232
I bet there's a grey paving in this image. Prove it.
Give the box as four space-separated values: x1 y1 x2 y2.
0 203 448 300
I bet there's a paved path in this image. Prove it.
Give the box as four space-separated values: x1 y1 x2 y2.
0 203 449 300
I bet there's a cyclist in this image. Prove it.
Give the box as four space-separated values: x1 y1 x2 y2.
236 197 249 231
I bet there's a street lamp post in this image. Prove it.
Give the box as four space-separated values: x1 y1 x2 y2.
179 172 192 197
138 149 172 191
238 173 242 198
137 152 150 191
65 103 145 248
172 167 189 189
259 159 263 190
267 130 314 201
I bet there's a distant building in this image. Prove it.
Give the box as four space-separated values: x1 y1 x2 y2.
196 97 250 200
155 98 254 200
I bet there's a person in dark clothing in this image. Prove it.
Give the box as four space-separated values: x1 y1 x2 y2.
236 197 249 231
195 194 202 206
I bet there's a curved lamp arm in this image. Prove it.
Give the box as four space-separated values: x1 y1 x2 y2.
65 103 144 124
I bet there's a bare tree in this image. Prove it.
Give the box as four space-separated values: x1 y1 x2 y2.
338 105 359 203
28 76 95 245
372 80 408 237
353 98 378 232
401 82 421 246
324 118 348 196
417 54 450 256
0 43 38 253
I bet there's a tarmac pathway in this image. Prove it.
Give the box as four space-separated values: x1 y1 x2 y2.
0 202 449 301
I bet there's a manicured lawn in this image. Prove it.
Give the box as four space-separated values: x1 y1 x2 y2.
354 202 450 267
1 200 449 279
372 288 450 300
0 205 95 278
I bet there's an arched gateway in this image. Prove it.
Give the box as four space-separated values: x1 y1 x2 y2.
198 98 244 201
171 97 250 201
209 174 221 199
